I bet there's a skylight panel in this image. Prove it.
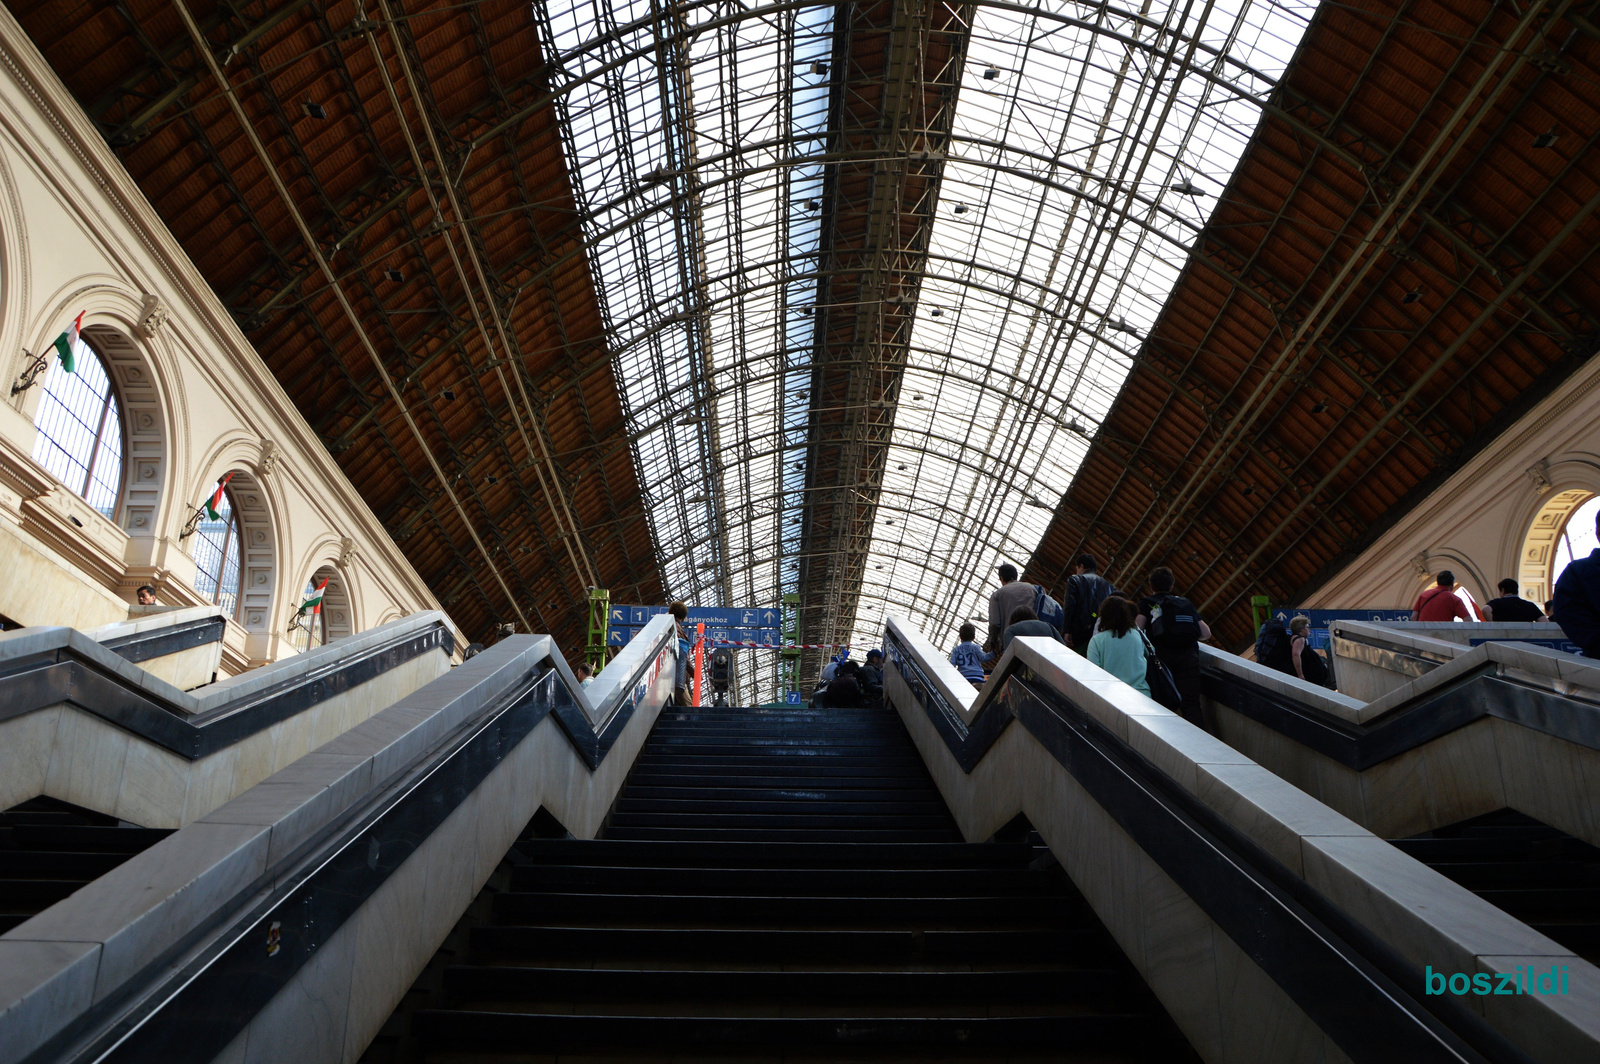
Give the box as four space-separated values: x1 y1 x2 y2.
849 0 1315 654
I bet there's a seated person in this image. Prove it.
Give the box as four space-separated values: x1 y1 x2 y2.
1001 606 1063 653
949 622 987 687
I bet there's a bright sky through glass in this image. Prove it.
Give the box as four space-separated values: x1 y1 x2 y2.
537 0 1314 699
537 0 832 702
850 0 1315 656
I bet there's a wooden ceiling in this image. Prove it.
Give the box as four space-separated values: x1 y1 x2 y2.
10 0 663 649
1026 0 1600 645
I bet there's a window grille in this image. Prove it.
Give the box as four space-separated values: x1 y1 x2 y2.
30 337 125 519
192 485 243 619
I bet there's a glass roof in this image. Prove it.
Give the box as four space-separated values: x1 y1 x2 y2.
536 0 1314 699
851 0 1312 655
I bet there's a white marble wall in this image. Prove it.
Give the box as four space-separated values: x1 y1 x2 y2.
0 633 675 1064
885 617 1600 1064
0 8 452 668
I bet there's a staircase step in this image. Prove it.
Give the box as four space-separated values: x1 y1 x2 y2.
510 864 1062 896
607 812 957 831
612 798 954 817
469 926 1107 963
635 751 925 766
619 787 940 804
441 965 1141 1005
512 840 1036 868
492 892 1084 928
624 766 934 784
604 826 965 842
5 826 172 854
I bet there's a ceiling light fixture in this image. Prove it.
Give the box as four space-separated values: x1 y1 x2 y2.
930 308 943 317
1533 129 1559 149
982 66 999 80
1170 176 1203 196
1311 400 1330 414
441 389 456 400
1402 289 1422 304
383 268 403 283
1241 485 1256 496
301 99 327 120
809 61 828 75
953 203 968 214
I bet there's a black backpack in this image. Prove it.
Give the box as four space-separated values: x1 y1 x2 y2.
1256 621 1293 674
1300 645 1329 686
1146 594 1202 645
1066 573 1115 632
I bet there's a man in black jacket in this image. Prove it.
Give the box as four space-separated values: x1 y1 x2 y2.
1554 531 1600 657
1062 554 1114 656
1137 567 1211 727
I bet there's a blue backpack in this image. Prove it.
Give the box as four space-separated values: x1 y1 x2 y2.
1032 584 1067 634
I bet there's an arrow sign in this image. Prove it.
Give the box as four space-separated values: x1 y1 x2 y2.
760 609 779 626
609 607 627 624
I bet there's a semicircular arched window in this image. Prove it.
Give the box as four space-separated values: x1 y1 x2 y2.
192 483 244 619
30 335 125 519
1552 496 1600 591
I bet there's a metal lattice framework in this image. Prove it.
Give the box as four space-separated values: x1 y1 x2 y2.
15 0 1599 694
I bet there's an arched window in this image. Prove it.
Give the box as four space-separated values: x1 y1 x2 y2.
192 483 243 618
288 574 328 652
30 335 125 518
1551 496 1600 591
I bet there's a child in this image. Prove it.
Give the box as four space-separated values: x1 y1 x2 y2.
949 622 987 688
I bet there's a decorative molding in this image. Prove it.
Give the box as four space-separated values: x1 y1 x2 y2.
1410 553 1430 578
1525 462 1553 495
259 439 283 478
134 294 168 339
337 535 356 568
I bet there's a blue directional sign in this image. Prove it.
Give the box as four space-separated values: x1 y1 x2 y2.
1469 636 1581 656
1271 608 1415 650
785 691 803 704
606 604 783 649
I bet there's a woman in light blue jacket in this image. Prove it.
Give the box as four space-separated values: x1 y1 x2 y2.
1087 595 1149 697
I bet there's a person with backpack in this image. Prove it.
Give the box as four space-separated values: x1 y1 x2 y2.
1255 614 1295 676
1001 605 1063 652
1136 567 1211 725
1063 554 1115 656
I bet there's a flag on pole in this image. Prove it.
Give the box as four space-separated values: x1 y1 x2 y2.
204 471 235 521
50 312 85 374
298 577 330 617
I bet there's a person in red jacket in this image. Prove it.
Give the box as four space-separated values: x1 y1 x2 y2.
1411 571 1473 622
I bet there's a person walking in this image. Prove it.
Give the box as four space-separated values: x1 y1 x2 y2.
1087 596 1149 697
1062 554 1115 656
1001 605 1063 653
1555 519 1600 657
986 563 1037 655
1288 615 1329 685
950 622 988 687
1483 579 1545 622
1411 571 1473 622
1137 567 1210 725
669 601 694 706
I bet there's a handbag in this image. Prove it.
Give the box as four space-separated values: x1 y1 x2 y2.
1138 629 1184 712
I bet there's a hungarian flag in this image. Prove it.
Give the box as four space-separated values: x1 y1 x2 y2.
298 577 329 617
204 471 235 521
51 312 84 374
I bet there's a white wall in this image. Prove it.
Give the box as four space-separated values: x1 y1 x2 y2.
0 9 455 672
1306 350 1600 613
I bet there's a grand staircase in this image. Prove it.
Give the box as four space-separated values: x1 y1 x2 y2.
0 797 171 934
387 702 1196 1061
1393 809 1600 965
